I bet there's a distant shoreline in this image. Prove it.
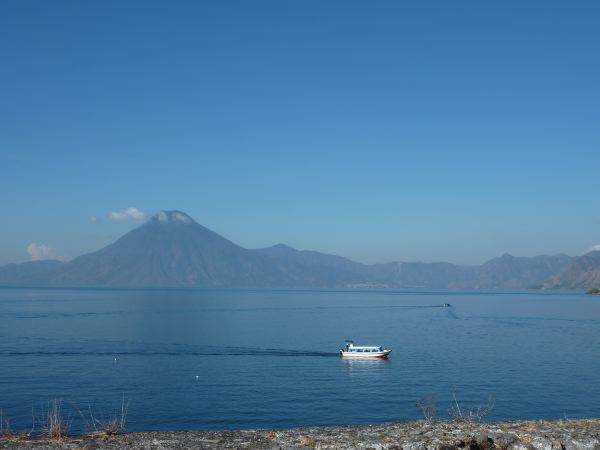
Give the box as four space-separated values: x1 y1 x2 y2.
0 285 588 294
1 419 599 449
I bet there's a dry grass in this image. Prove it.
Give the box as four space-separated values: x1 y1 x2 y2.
0 408 14 438
0 407 38 442
448 386 495 423
416 396 437 421
1 398 130 441
88 396 129 436
415 388 495 423
44 399 70 440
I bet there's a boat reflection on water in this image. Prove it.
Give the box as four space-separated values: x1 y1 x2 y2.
340 353 390 379
341 356 390 366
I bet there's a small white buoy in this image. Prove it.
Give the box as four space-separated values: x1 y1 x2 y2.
195 375 199 380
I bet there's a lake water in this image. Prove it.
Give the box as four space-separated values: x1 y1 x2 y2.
1 288 599 432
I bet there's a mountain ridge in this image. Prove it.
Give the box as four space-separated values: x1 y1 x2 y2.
543 250 600 290
0 210 593 290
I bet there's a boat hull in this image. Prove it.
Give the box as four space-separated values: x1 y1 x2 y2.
339 350 391 359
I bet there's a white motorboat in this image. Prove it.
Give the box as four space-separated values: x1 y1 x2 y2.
339 340 391 359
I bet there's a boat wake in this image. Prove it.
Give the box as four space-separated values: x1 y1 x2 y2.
445 308 460 320
1 346 339 358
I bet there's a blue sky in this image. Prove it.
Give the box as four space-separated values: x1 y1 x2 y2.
1 0 599 266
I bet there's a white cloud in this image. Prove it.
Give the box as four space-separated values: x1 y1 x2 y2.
108 207 146 222
154 211 193 224
27 243 53 261
589 244 600 252
173 212 192 224
89 216 101 224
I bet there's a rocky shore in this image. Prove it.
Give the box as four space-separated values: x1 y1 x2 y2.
1 419 599 450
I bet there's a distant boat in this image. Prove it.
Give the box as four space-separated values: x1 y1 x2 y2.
340 340 391 359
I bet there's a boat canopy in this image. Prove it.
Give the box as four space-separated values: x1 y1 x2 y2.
344 342 383 351
347 346 383 350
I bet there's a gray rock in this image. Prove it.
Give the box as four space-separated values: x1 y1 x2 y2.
1 419 600 450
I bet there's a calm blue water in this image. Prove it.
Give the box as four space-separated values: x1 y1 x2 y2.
1 288 599 432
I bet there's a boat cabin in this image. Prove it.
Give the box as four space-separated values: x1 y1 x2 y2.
343 341 383 353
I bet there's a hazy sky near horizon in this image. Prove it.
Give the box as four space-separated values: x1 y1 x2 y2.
1 1 599 266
